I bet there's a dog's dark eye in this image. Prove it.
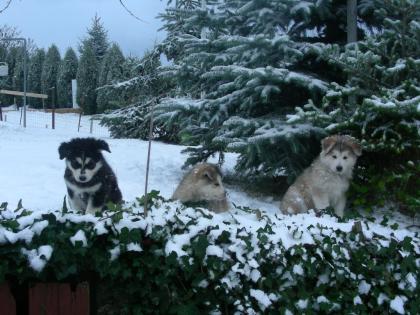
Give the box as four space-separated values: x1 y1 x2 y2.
343 156 348 160
71 161 81 169
332 155 337 159
214 183 220 187
85 161 95 169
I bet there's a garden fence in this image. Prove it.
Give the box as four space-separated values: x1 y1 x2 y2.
0 106 109 137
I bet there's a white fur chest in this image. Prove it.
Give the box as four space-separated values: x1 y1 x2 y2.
65 180 102 211
65 180 102 195
314 165 350 205
325 175 349 206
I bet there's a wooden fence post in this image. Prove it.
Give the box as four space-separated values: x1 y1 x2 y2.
78 111 82 132
52 106 56 130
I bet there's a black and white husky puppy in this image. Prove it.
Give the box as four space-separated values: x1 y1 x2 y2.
58 138 122 214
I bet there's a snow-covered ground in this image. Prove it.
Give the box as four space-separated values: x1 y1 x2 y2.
0 116 277 214
0 113 417 231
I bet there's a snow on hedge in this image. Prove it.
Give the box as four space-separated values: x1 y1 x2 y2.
0 195 418 313
1 199 418 271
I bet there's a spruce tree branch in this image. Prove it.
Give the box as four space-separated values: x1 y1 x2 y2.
0 0 12 14
118 0 147 23
302 43 393 89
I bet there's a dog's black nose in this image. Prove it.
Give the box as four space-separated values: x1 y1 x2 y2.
336 165 343 172
79 175 87 181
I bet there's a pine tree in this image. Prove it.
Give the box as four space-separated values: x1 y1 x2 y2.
290 0 420 212
57 47 78 107
76 42 98 114
76 14 109 114
100 48 177 141
96 43 125 112
2 46 20 105
1 45 29 107
155 0 376 178
80 14 109 64
28 48 45 108
41 44 61 108
0 25 21 105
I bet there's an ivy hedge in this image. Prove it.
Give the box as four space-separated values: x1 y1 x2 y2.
0 193 418 314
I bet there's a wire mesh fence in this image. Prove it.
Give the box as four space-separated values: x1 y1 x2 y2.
0 105 109 137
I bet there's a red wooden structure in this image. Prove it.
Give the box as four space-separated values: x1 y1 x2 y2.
0 282 89 315
0 283 16 315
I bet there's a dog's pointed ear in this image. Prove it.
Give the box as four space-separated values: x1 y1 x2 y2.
343 135 362 157
203 170 215 182
58 142 69 160
321 136 337 154
95 139 111 153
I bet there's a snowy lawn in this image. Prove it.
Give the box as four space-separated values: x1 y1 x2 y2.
1 114 418 231
0 118 277 214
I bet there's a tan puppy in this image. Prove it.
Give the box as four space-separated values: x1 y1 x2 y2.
281 135 362 217
172 163 229 213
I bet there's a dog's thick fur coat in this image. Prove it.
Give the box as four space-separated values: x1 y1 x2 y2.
172 163 229 213
59 138 122 214
281 135 362 217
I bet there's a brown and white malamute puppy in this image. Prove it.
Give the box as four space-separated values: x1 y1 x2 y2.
281 135 362 217
172 163 229 213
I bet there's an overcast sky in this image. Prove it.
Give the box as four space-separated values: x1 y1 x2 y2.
0 0 168 57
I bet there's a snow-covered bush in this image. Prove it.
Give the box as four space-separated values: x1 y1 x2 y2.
0 194 418 314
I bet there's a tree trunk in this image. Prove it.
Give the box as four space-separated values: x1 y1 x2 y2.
347 0 357 106
347 0 357 43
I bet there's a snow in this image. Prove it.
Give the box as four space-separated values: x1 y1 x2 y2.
353 296 362 305
250 289 272 310
317 296 329 304
126 242 142 252
3 228 34 245
292 264 304 276
358 280 371 295
250 269 261 282
387 59 406 73
206 245 224 258
110 245 121 261
296 299 308 309
390 295 407 314
21 245 53 272
70 230 88 247
405 273 416 291
31 220 49 235
377 293 389 305
367 98 396 108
